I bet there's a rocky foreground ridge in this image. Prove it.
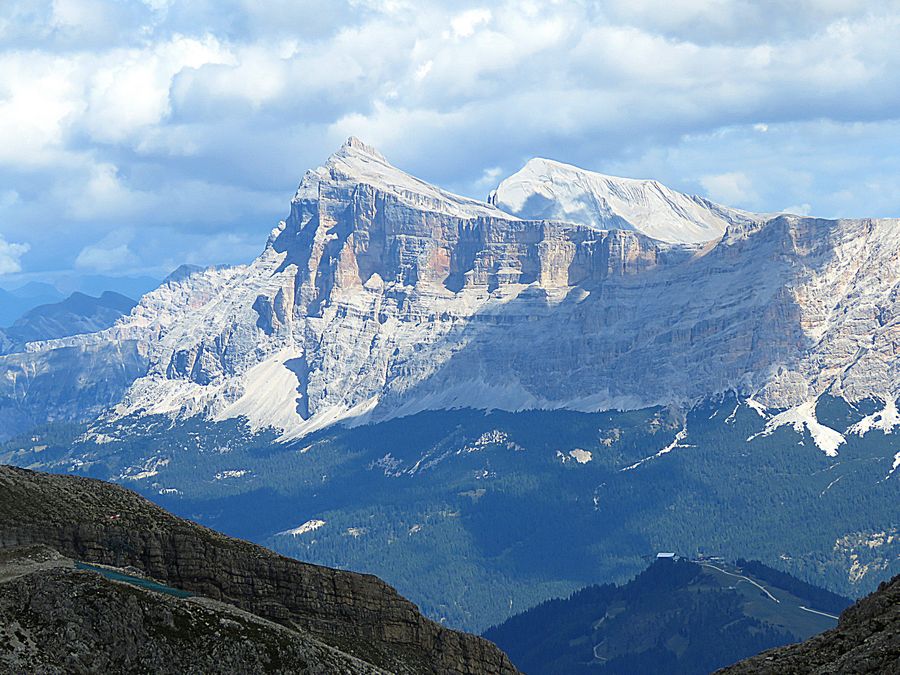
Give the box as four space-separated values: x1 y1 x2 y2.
0 465 518 674
2 139 900 448
0 545 386 674
719 572 900 674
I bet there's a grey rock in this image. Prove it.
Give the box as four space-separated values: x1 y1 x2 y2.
0 545 385 674
3 141 900 446
0 465 519 675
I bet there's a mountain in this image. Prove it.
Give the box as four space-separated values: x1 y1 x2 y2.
1 545 386 674
0 464 518 674
0 282 64 326
51 272 161 300
0 139 898 633
484 556 852 674
0 290 136 354
489 157 761 243
0 277 156 329
719 571 899 674
5 137 900 450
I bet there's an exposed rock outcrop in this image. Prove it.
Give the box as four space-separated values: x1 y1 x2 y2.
2 140 900 445
0 545 385 674
0 465 518 675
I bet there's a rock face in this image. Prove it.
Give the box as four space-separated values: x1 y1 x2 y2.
0 545 385 674
2 138 900 447
718 572 900 674
0 465 518 675
0 340 147 437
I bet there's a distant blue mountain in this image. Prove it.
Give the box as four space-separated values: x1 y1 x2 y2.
52 274 160 301
0 291 136 353
0 283 64 326
1 274 160 328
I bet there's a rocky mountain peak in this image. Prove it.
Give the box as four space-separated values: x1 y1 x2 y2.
491 155 761 244
340 135 389 162
291 138 505 221
4 145 900 449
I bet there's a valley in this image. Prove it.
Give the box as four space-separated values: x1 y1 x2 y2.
5 393 897 633
4 5 900 672
0 138 898 661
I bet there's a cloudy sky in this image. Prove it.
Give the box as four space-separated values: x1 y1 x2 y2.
2 0 900 288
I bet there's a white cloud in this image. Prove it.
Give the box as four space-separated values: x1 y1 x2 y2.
475 166 503 190
0 52 85 166
51 0 105 30
142 0 173 11
183 232 262 266
414 59 433 82
83 35 233 143
0 235 29 275
0 33 232 168
450 8 491 38
783 203 813 216
50 162 150 221
2 0 900 280
700 171 757 206
0 190 19 209
75 241 138 272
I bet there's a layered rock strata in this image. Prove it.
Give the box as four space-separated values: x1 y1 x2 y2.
0 465 518 675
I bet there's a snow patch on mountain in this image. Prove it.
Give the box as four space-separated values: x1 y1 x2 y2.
847 398 900 480
279 519 326 537
213 469 249 480
848 398 900 437
491 157 761 243
568 448 593 464
745 398 768 417
887 453 900 480
623 425 690 471
749 400 845 456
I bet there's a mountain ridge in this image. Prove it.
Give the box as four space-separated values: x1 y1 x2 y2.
1 140 899 452
0 545 388 674
0 464 518 674
0 290 136 355
484 556 852 674
490 155 763 243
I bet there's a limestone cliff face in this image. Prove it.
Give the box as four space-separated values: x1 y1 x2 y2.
0 340 148 436
0 465 518 675
3 139 900 444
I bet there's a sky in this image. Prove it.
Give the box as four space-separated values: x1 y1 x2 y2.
2 0 900 288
